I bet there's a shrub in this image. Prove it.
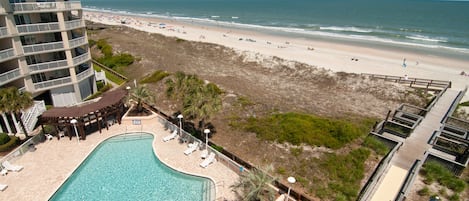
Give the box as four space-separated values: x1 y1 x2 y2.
96 81 105 90
449 193 460 201
290 147 303 157
0 135 19 152
363 136 389 155
421 162 467 193
418 186 430 196
140 70 170 84
88 39 96 47
211 144 223 152
0 133 9 145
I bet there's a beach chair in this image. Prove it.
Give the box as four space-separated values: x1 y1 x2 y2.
0 183 7 191
163 130 178 142
2 161 23 172
45 133 54 140
200 152 216 168
184 142 199 155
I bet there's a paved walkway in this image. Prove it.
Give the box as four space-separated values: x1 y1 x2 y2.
368 89 460 201
0 113 239 200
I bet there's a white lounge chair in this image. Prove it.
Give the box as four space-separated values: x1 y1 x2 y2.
163 130 178 142
184 142 199 155
200 152 216 168
45 133 53 140
0 183 7 191
2 161 23 172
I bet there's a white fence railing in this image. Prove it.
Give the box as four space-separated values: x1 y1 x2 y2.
0 68 21 85
73 52 90 65
20 100 46 133
69 36 87 48
76 68 94 81
0 48 15 62
65 19 85 30
23 41 64 54
16 22 60 34
11 1 81 12
28 59 68 73
34 76 71 90
0 27 9 38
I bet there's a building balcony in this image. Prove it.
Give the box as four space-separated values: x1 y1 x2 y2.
10 1 82 13
69 36 87 49
0 68 21 85
0 48 16 62
73 52 90 65
76 67 94 81
23 41 64 54
33 76 72 90
65 19 85 30
16 22 60 34
28 59 68 73
0 27 9 38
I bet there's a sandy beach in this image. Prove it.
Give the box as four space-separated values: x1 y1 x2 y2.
84 10 469 101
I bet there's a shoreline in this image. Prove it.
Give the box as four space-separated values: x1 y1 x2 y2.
84 10 469 101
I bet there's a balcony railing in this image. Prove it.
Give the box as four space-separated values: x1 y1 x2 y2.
73 52 90 65
0 27 9 38
34 76 72 90
16 22 60 34
76 68 94 81
23 41 64 54
28 59 68 73
11 1 82 12
69 36 87 48
0 48 15 62
65 19 85 30
0 68 21 85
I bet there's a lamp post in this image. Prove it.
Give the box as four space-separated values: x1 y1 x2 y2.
285 176 296 201
204 129 210 149
177 114 183 135
126 86 131 107
70 119 79 143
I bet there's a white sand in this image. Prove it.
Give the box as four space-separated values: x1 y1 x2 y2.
84 11 469 101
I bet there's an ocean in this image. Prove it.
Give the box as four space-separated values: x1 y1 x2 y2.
81 0 469 57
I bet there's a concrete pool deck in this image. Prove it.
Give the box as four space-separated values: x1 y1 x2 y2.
0 114 239 200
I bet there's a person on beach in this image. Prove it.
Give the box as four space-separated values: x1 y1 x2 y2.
402 58 407 67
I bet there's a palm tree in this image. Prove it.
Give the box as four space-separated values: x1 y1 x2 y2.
0 87 33 137
0 89 11 133
130 85 154 113
183 82 222 133
231 165 277 201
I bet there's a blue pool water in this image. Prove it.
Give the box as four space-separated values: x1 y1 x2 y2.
49 133 212 201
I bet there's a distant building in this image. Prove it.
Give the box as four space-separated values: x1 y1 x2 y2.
0 0 96 134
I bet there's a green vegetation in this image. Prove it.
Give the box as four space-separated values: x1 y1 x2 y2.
459 101 469 107
237 112 373 149
421 162 466 193
418 186 430 196
0 87 33 137
93 63 126 85
383 122 412 137
363 135 389 155
84 83 112 101
129 85 154 113
211 144 224 152
140 70 170 84
315 148 370 200
0 133 18 152
93 39 135 71
230 165 277 201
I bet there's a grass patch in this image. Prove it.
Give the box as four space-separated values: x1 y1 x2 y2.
140 70 170 84
421 161 466 193
459 101 469 107
84 83 113 101
93 63 126 85
93 39 135 69
315 148 371 200
363 135 389 155
240 112 374 149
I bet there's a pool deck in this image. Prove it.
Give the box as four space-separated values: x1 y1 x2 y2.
0 114 239 200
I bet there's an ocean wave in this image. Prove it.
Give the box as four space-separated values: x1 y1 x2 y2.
82 7 469 54
406 35 448 43
320 26 373 33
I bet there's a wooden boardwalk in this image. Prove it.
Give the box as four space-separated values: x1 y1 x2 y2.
368 89 460 201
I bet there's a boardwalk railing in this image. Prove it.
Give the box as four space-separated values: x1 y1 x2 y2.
92 59 128 81
357 137 403 201
361 73 451 90
395 159 422 201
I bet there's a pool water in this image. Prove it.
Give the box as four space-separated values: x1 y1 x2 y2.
49 133 212 201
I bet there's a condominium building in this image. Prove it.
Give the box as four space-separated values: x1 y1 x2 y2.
0 0 96 133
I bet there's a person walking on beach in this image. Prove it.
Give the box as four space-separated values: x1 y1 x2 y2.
402 58 407 67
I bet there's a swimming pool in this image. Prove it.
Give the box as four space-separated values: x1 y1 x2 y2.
49 133 213 201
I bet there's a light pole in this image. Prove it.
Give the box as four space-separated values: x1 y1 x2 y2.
126 86 131 107
204 129 210 149
70 119 79 143
285 176 296 201
177 114 183 135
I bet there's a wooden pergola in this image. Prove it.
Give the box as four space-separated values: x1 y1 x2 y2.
39 89 128 140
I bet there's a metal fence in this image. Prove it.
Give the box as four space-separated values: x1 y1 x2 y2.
0 134 45 171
